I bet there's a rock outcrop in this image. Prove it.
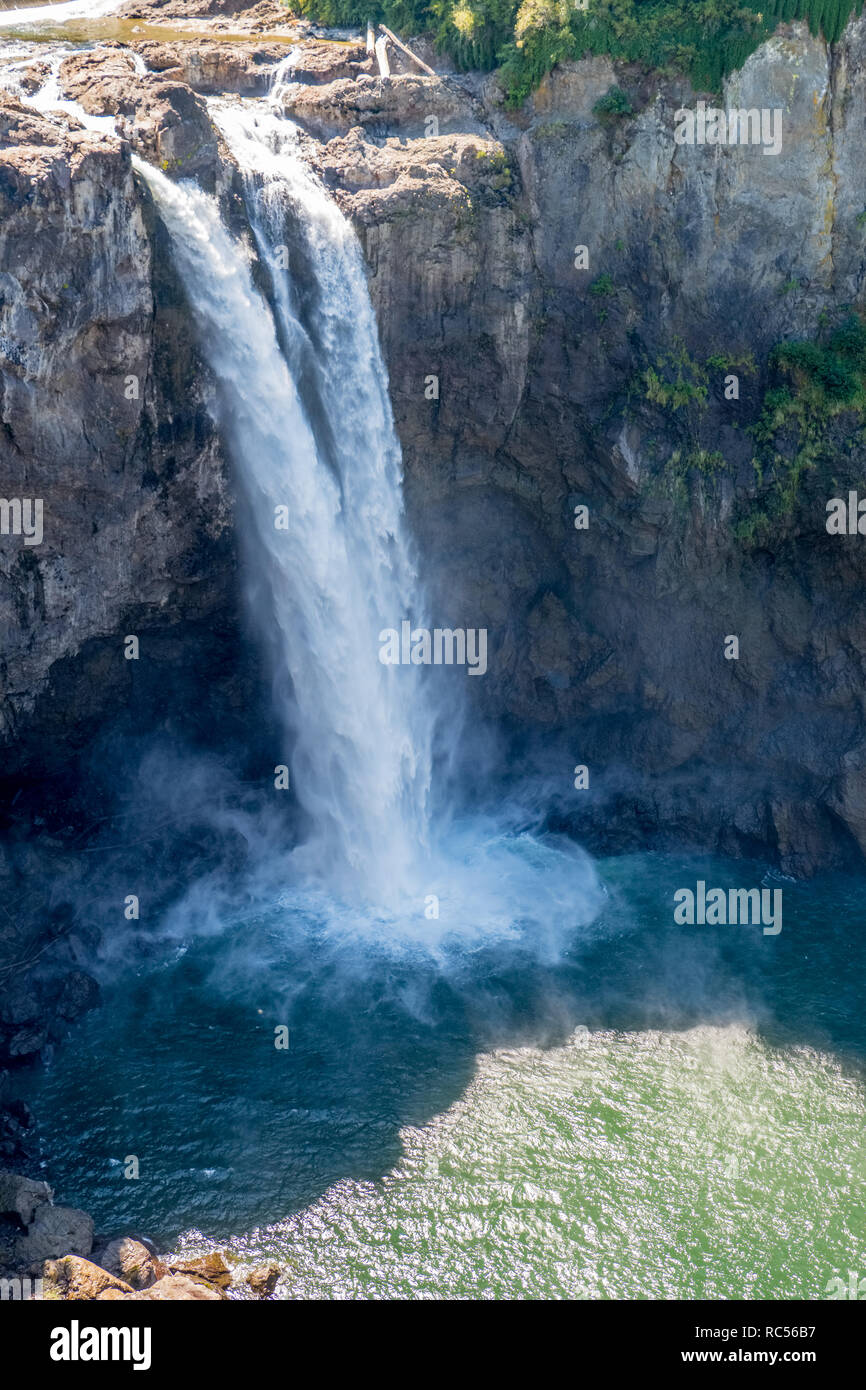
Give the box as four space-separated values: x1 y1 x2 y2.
0 1170 241 1298
43 1253 137 1299
273 20 866 876
96 1235 168 1289
0 74 248 1128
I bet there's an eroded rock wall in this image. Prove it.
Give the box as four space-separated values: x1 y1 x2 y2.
281 22 866 874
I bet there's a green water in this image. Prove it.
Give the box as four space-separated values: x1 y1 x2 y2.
192 1023 864 1300
23 850 866 1300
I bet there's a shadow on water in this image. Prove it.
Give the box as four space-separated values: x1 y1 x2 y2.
24 832 866 1245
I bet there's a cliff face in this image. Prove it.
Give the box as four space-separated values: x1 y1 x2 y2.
283 20 866 874
0 77 251 1136
0 15 865 948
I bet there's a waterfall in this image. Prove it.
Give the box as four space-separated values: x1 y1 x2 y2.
0 47 604 946
132 135 435 907
0 0 123 26
134 96 603 951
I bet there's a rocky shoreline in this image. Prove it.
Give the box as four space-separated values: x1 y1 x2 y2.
0 1170 280 1298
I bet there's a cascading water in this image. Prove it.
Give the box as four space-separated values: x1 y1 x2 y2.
131 155 434 907
0 45 604 945
6 46 864 1304
0 0 123 26
131 94 604 950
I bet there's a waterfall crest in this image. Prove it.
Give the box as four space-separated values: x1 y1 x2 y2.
133 127 434 905
134 98 603 950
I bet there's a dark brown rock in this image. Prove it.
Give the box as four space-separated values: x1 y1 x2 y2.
168 1250 232 1289
97 1236 167 1289
247 1261 280 1297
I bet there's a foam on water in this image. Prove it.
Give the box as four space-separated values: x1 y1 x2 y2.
0 0 122 27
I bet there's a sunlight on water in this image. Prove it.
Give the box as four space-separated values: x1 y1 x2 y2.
175 1023 866 1300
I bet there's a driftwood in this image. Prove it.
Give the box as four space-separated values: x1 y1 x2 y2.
377 24 436 77
374 34 390 78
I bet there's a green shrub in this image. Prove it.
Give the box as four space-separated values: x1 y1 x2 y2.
593 84 633 119
294 1 864 100
589 273 615 296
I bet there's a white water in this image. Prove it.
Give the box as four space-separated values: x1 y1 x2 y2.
0 45 604 944
131 97 604 947
133 141 435 905
0 43 144 122
0 0 122 27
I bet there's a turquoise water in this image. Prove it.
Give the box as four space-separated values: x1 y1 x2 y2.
25 848 866 1299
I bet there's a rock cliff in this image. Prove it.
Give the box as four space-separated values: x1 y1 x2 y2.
281 21 866 875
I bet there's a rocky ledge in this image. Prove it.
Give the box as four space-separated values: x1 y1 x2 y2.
0 1171 280 1299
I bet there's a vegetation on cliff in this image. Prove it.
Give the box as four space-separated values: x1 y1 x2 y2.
738 314 866 543
293 0 864 102
629 316 866 546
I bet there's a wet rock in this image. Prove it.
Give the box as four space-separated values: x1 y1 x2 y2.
15 1205 93 1265
285 38 372 86
168 1250 232 1288
97 1236 166 1290
0 979 40 1027
16 61 52 97
7 1029 47 1059
5 1100 34 1130
43 1254 135 1300
56 971 100 1022
247 1262 280 1297
0 1171 52 1225
130 41 184 75
129 1273 226 1299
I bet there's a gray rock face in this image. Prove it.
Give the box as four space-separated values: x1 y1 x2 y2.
0 1170 52 1225
15 1204 93 1265
293 18 866 874
0 88 232 763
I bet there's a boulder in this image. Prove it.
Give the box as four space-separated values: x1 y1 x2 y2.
56 49 220 184
7 1028 47 1058
55 971 100 1022
96 1236 166 1290
57 48 139 112
168 1251 232 1289
247 1262 280 1297
15 1205 93 1266
0 1171 52 1225
43 1254 134 1300
0 978 40 1027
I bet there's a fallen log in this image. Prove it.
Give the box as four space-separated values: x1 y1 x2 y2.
374 33 390 77
377 24 436 77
